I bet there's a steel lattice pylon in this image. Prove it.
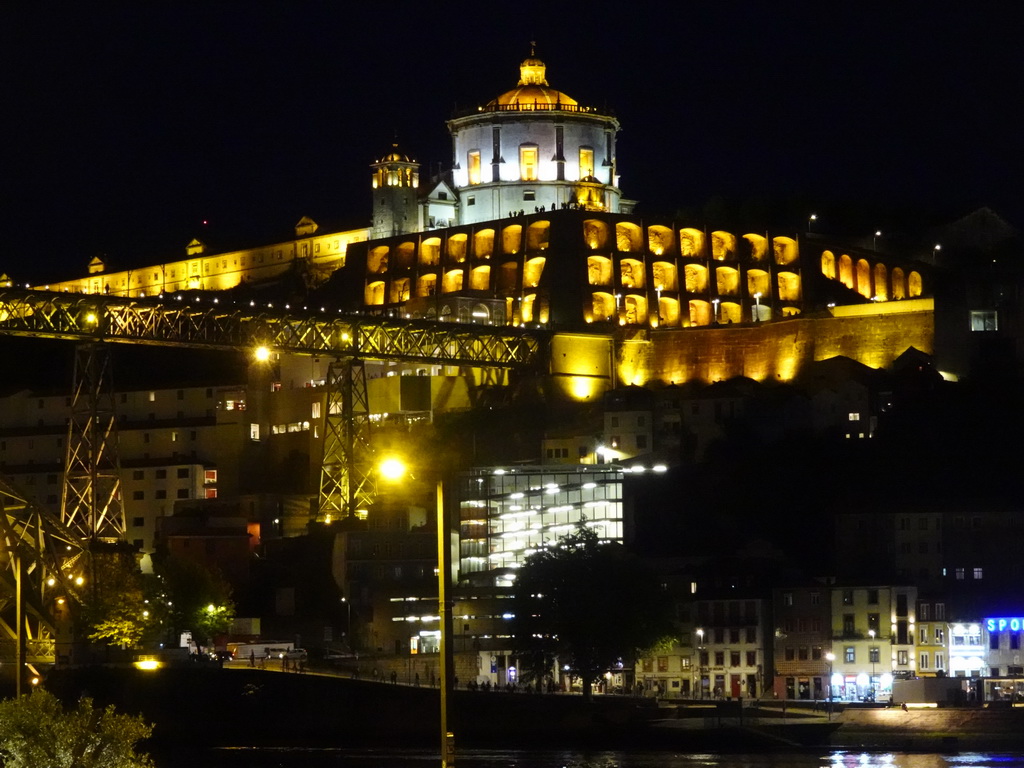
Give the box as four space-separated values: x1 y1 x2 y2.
61 343 126 542
317 359 374 522
0 476 86 687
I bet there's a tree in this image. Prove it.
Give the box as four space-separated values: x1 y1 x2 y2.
154 555 234 646
510 524 674 699
0 689 153 768
81 548 151 650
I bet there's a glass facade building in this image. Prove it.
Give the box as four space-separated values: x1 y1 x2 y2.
455 465 624 581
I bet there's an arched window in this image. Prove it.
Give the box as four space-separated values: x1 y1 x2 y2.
711 231 736 261
470 265 491 291
777 272 801 301
442 269 463 293
524 257 545 288
527 220 550 251
587 256 612 286
856 259 872 298
688 300 711 327
420 238 441 266
908 271 923 297
821 251 837 280
715 266 739 296
620 259 645 289
474 229 494 259
368 246 389 274
648 225 674 256
417 274 437 297
365 281 385 305
747 269 770 298
615 222 643 252
874 264 888 300
743 234 769 262
892 267 906 300
684 264 708 293
651 262 678 291
773 237 798 265
591 292 616 322
447 233 468 262
583 219 609 249
680 228 705 257
389 278 410 303
839 255 854 289
502 225 522 254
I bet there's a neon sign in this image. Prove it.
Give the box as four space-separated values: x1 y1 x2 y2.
986 617 1024 632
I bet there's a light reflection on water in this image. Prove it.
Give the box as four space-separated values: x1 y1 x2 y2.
176 749 1024 768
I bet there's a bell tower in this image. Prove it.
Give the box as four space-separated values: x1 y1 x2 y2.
370 144 420 239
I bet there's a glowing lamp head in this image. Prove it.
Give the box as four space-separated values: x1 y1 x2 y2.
378 457 407 482
253 346 272 362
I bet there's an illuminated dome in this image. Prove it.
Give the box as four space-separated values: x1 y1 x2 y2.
377 143 413 163
488 53 578 108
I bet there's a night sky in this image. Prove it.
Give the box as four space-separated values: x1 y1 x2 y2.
3 3 1021 284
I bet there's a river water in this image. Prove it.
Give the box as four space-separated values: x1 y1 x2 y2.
154 747 1024 768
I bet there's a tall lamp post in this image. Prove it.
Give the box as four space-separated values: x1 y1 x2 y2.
380 458 455 768
825 652 836 720
868 629 876 700
696 628 705 699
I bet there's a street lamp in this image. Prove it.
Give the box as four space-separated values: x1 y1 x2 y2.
711 298 720 324
825 652 836 720
379 458 455 768
873 231 882 250
868 629 876 700
696 628 705 699
341 596 352 648
808 213 818 232
753 292 762 323
932 243 942 263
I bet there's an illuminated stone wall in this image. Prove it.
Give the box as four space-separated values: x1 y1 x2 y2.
618 304 934 387
37 223 367 297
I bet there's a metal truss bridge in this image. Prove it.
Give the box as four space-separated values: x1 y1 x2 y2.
0 288 548 676
0 289 544 367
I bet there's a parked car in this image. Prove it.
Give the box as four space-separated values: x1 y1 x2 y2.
284 648 308 661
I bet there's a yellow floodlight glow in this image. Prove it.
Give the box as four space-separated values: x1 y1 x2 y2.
253 346 272 362
75 575 84 586
134 657 162 671
379 457 407 482
84 312 98 325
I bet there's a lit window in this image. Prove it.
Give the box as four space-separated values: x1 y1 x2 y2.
519 145 538 181
848 412 860 421
579 146 594 179
955 567 965 580
973 567 984 580
468 151 481 185
897 650 909 665
250 423 260 441
845 646 855 663
970 310 998 331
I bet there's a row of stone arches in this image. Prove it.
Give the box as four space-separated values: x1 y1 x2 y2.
365 257 547 305
368 221 553 274
821 251 922 300
584 220 799 264
586 256 802 302
589 292 798 327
